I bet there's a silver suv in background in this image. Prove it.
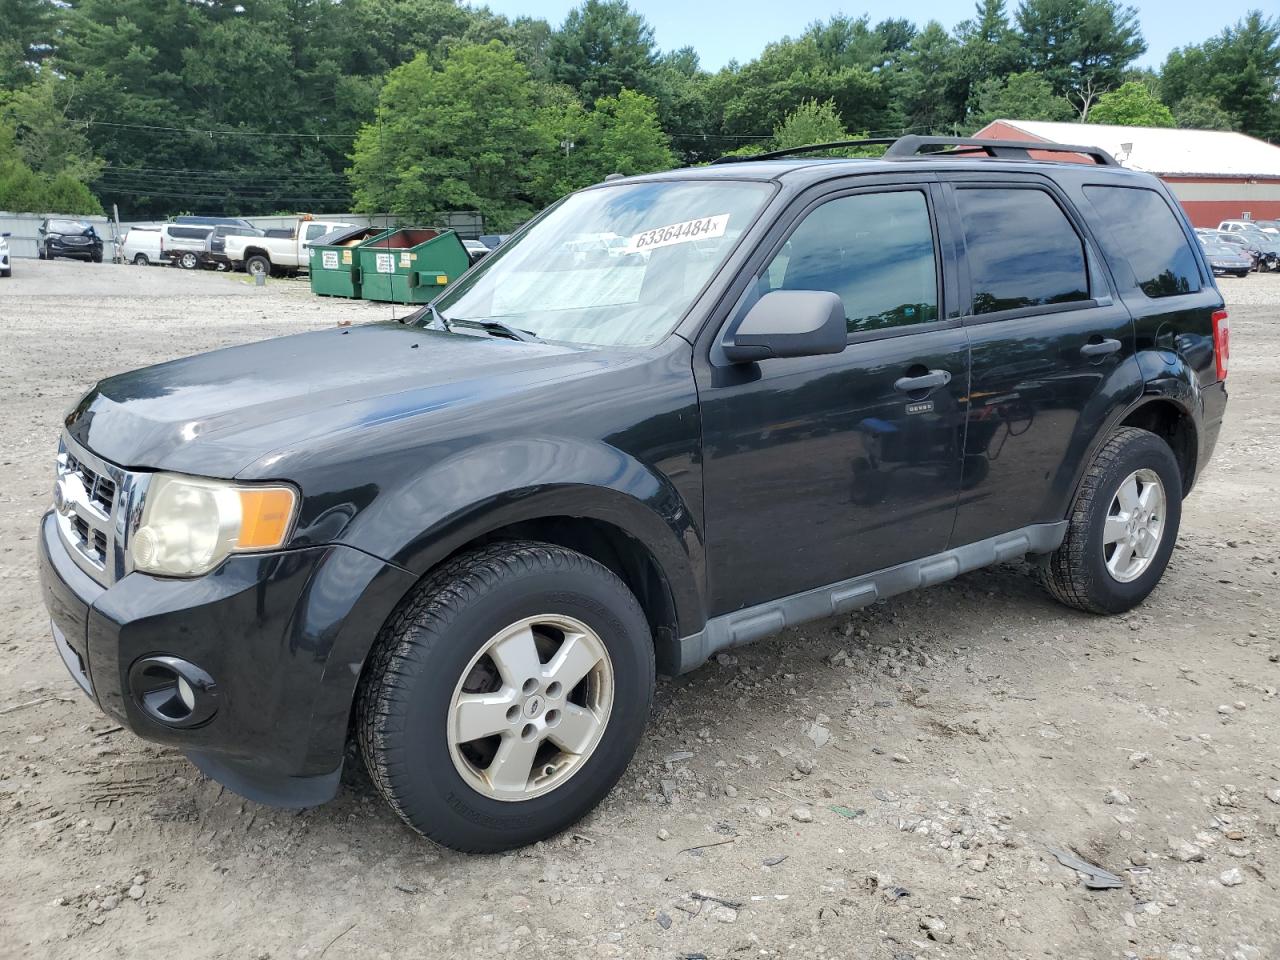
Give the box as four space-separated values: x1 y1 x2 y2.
160 223 214 270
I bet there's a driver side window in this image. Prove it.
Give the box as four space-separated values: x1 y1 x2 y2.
761 190 939 334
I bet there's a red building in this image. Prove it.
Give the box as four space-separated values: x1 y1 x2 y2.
975 119 1280 228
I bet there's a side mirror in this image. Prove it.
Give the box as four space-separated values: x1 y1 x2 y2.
723 290 847 363
0 232 9 238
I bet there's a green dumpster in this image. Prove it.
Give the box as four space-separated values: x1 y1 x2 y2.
356 228 470 304
308 226 389 299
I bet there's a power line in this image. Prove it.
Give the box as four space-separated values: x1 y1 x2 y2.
70 118 361 140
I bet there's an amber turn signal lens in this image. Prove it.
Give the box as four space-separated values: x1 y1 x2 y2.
236 487 297 549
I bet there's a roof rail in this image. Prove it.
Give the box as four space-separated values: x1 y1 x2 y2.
710 134 1119 167
708 138 899 164
885 135 1119 166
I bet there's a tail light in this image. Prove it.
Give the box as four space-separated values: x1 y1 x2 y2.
1211 309 1229 381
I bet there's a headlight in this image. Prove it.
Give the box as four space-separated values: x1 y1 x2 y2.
130 473 298 577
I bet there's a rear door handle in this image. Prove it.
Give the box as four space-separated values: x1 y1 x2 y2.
894 369 952 393
1080 338 1122 358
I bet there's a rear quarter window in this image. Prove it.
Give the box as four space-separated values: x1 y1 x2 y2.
1083 185 1202 298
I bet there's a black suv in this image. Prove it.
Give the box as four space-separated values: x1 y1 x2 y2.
37 218 104 262
37 137 1229 852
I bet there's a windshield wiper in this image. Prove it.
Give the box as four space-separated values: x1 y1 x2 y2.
446 318 543 343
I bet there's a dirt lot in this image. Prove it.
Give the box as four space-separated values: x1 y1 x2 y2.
1 259 1277 960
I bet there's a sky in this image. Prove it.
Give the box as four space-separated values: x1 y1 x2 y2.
469 0 1260 71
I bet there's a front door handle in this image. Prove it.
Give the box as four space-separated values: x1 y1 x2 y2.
1080 338 1122 358
894 369 952 393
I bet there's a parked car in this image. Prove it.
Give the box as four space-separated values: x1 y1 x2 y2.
1220 230 1279 271
37 218 104 262
223 216 355 277
121 226 166 266
1218 218 1280 237
462 238 491 263
0 231 10 277
160 223 215 270
38 135 1228 853
206 224 265 270
1198 240 1252 277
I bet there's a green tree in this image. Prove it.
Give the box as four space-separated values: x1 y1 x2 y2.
546 0 658 102
349 42 547 229
0 118 102 214
1015 0 1146 116
1087 80 1175 126
0 73 103 181
0 0 60 87
1172 94 1237 131
710 20 891 143
770 99 848 149
895 21 965 133
953 0 1024 116
1161 12 1280 140
533 86 672 200
969 71 1075 126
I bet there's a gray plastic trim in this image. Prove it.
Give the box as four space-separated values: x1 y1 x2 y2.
674 522 1067 673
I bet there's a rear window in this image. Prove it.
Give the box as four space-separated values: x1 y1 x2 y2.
955 188 1090 315
167 226 211 240
1084 186 1201 298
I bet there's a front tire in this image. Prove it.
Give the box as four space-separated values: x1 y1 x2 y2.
1041 427 1182 614
356 541 655 852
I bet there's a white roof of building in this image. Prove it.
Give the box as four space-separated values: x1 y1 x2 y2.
992 119 1280 179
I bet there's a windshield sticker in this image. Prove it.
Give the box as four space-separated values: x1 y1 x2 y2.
624 214 730 253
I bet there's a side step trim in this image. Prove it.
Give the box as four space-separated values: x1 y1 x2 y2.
673 522 1067 674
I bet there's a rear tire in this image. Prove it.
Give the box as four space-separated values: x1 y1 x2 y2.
245 254 271 278
133 253 150 266
178 252 199 270
356 541 655 852
1041 427 1182 614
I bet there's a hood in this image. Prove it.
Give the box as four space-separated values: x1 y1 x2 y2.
66 322 619 477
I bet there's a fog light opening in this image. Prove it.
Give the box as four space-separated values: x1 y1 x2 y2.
128 656 218 728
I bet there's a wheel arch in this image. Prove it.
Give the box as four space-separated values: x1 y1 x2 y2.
1118 395 1199 495
434 513 687 674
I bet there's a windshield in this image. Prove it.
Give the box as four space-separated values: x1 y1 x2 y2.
48 220 89 234
433 179 774 347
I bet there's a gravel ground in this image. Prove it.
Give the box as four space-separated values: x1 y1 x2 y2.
1 260 1278 960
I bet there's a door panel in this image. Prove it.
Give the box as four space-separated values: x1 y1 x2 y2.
697 184 968 617
945 180 1139 546
955 306 1139 545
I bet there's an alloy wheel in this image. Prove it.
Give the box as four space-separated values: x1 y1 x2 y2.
1103 468 1165 583
446 614 614 802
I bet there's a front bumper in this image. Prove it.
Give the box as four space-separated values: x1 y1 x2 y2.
48 240 101 259
38 510 416 806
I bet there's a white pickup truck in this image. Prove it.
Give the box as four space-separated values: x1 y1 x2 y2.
224 217 355 277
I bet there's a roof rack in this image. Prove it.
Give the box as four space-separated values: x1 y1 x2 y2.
710 134 1119 167
885 135 1119 166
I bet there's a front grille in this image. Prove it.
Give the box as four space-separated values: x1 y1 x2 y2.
53 435 145 586
64 451 117 517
